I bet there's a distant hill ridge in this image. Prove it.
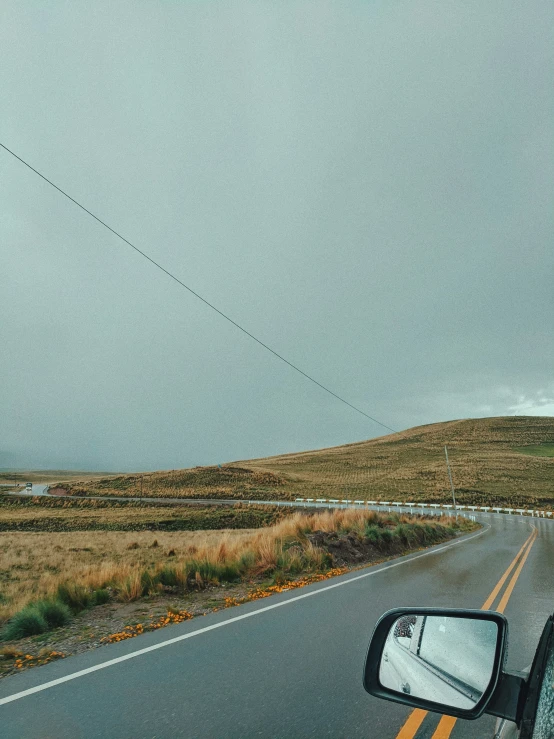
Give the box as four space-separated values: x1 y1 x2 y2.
48 416 554 508
245 416 554 459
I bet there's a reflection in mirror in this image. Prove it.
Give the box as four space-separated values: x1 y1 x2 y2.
379 615 498 709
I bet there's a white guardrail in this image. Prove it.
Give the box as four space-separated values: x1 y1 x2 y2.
291 498 553 518
12 488 551 519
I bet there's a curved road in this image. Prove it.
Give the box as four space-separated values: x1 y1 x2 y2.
0 513 552 738
6 484 49 497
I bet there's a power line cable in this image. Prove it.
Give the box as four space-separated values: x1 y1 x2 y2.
0 141 397 434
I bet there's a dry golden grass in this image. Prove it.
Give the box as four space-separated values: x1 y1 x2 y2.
54 417 554 506
242 416 554 506
0 528 253 622
0 509 462 624
51 466 285 501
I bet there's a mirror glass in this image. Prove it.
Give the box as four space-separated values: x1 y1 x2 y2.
379 615 498 709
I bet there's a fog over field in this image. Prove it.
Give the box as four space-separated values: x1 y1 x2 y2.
1 1 553 471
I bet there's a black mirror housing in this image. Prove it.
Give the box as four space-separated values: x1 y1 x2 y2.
363 607 509 720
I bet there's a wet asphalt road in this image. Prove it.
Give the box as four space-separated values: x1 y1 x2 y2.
1 513 553 739
14 485 49 497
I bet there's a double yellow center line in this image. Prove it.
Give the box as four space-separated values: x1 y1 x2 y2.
394 526 538 739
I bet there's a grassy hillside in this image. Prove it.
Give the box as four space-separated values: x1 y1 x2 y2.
242 416 554 507
44 416 554 508
48 466 286 502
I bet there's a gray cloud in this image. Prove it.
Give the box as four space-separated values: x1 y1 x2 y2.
1 1 553 470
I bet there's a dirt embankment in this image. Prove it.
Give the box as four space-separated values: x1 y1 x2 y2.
308 530 386 566
48 487 70 496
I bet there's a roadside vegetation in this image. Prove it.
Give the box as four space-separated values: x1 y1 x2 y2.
46 417 554 508
0 508 476 649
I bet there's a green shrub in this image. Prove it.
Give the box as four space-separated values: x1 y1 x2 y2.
237 551 256 572
319 550 333 569
188 560 217 584
186 559 241 585
93 588 111 605
157 566 179 588
277 548 305 575
216 563 241 583
34 599 72 629
409 524 426 545
302 543 330 570
392 524 407 545
56 583 93 613
365 524 382 544
2 607 48 640
394 523 423 547
140 571 158 595
423 524 438 542
378 528 393 549
271 570 288 586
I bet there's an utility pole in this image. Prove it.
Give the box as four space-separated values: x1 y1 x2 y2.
444 445 457 518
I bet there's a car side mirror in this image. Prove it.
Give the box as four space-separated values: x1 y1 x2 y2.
363 608 510 720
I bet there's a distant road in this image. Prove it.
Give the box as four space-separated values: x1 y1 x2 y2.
6 490 471 521
4 489 467 513
6 484 49 497
5 489 302 507
6 490 550 529
0 513 552 738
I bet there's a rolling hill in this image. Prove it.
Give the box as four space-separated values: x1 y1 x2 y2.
240 415 554 507
45 416 554 508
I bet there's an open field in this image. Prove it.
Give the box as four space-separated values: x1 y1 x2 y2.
52 416 554 507
0 527 253 623
0 497 290 532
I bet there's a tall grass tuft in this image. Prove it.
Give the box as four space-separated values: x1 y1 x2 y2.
34 599 72 629
277 546 305 575
157 566 180 588
1 607 48 640
119 572 143 602
186 559 241 585
92 588 111 605
56 583 93 613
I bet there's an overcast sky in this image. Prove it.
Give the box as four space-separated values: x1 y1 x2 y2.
1 1 553 471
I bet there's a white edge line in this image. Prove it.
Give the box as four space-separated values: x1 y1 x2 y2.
0 525 489 706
